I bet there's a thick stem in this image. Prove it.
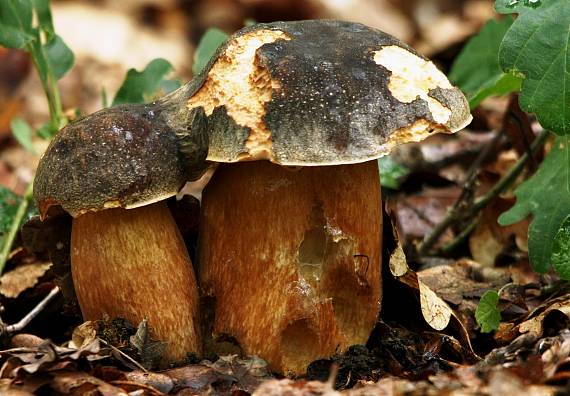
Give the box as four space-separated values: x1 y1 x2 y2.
71 202 201 364
199 160 382 374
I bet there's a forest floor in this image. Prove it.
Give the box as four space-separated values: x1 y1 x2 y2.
1 1 569 395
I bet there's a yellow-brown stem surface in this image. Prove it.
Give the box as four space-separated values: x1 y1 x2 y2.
71 202 201 363
199 160 382 374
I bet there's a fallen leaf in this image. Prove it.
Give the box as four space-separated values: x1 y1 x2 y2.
70 321 98 349
252 378 338 396
418 279 453 331
124 370 174 393
50 370 127 396
0 262 52 298
518 294 570 337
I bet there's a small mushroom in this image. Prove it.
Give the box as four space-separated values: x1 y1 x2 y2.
192 21 472 374
33 102 208 364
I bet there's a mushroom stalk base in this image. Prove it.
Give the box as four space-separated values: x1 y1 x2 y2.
199 160 382 374
71 202 201 364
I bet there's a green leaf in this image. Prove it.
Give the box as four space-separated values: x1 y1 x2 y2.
499 136 570 273
192 28 228 76
36 122 57 139
112 58 177 106
0 0 34 48
467 73 522 109
450 16 522 108
496 0 570 135
495 0 544 13
0 187 22 242
32 0 54 39
475 290 501 333
552 214 570 279
45 34 74 80
378 156 409 190
10 118 36 153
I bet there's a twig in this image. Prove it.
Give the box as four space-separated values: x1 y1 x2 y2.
418 130 505 256
418 129 550 256
98 338 149 373
470 129 549 214
2 286 60 333
438 215 480 254
0 183 34 275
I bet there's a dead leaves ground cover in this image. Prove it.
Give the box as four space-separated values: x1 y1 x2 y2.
1 0 570 395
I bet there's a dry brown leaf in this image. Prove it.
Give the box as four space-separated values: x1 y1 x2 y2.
50 370 127 396
418 279 453 331
252 378 339 396
163 364 231 393
389 243 408 277
124 370 174 394
518 295 570 337
70 321 98 349
10 334 45 349
390 249 452 330
0 262 52 298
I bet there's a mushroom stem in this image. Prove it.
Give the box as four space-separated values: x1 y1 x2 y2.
71 201 201 364
198 160 382 374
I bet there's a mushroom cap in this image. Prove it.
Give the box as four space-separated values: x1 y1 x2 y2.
187 20 472 166
34 104 208 218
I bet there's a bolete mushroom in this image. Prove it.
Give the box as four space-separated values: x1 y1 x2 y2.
33 102 208 363
192 20 471 374
33 19 470 373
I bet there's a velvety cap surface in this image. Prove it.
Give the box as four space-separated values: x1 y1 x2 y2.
34 104 198 218
187 20 472 165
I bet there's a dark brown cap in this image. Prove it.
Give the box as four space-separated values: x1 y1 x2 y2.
186 20 471 165
34 103 207 218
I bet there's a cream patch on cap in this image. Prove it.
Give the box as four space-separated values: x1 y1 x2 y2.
188 29 291 161
373 46 452 125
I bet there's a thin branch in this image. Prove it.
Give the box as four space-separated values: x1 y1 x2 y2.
418 130 505 256
2 286 60 333
98 338 149 373
471 129 549 214
438 215 480 254
418 129 550 256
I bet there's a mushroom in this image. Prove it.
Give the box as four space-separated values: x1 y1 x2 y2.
33 19 471 373
192 20 472 374
33 102 208 364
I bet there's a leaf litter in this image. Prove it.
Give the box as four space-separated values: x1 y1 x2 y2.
1 1 570 394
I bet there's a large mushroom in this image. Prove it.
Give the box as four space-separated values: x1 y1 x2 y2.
33 102 208 364
33 19 471 373
192 20 472 374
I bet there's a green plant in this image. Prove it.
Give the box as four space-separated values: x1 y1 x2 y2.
0 0 181 273
450 0 570 332
450 0 570 280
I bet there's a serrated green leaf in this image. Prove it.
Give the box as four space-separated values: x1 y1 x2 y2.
378 156 409 190
496 0 570 135
192 28 228 76
112 58 176 106
10 118 36 153
552 214 570 279
475 290 501 333
0 0 34 48
450 16 522 108
499 136 570 273
495 0 544 13
45 34 74 80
